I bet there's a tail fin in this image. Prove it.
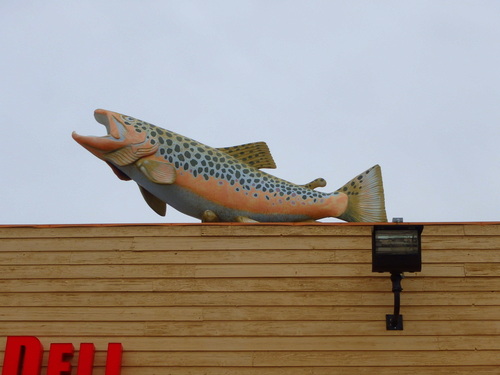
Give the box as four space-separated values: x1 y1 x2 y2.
336 165 387 222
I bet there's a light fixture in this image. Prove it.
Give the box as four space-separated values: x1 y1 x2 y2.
372 224 423 330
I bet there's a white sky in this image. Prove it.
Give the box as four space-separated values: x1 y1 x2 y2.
1 1 499 224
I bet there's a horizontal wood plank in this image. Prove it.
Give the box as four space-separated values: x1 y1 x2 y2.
0 249 497 265
1 291 498 307
1 336 499 352
0 263 470 279
117 366 500 375
0 320 498 337
1 277 498 293
0 305 497 322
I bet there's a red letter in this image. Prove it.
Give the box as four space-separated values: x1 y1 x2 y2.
104 343 122 375
2 336 43 375
76 343 95 375
47 343 74 375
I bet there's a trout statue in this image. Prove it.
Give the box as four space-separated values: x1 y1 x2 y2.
73 109 387 223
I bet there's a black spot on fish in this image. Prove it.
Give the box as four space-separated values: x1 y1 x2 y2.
183 143 189 148
160 149 165 155
184 163 189 171
150 139 156 145
195 153 201 159
174 145 181 153
166 139 173 146
151 131 157 137
176 136 183 142
203 174 209 181
159 138 164 144
178 154 185 162
190 160 197 167
185 151 191 158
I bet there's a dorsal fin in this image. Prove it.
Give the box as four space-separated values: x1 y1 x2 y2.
217 142 276 169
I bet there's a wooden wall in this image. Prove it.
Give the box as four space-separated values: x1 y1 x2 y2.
0 222 499 374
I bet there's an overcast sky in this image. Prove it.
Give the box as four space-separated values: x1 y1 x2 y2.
1 1 499 224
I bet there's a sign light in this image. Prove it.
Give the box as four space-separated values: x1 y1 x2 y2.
372 224 424 330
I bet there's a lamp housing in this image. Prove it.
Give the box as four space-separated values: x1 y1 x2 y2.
372 225 423 273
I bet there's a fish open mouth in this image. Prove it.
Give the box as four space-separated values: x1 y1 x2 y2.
72 109 129 155
73 109 155 164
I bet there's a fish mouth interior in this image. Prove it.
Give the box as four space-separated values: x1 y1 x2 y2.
94 109 121 139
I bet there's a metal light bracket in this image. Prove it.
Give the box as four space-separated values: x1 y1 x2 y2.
386 272 404 330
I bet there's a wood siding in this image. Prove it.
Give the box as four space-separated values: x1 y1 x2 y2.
0 222 499 374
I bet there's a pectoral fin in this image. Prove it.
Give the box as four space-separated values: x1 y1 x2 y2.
218 142 276 169
139 185 167 216
136 159 176 184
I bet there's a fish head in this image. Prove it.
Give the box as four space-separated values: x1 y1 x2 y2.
72 109 159 166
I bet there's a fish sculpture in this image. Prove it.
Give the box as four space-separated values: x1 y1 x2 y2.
72 109 387 223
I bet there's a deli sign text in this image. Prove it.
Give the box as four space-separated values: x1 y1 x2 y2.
1 336 122 375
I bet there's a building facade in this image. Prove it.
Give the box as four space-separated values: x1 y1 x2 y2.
0 222 499 374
